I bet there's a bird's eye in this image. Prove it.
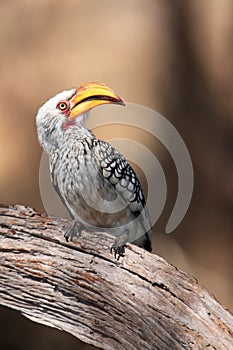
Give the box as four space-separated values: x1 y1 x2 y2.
56 100 70 112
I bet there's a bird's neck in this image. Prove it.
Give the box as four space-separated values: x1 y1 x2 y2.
37 119 94 155
61 125 95 149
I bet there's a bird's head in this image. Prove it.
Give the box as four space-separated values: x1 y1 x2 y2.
36 82 124 153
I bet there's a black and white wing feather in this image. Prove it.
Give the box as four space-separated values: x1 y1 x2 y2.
92 138 152 251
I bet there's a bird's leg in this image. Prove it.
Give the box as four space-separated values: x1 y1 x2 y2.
64 220 102 242
64 220 86 242
110 229 129 260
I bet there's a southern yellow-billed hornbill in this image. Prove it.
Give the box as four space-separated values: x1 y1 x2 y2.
36 82 152 258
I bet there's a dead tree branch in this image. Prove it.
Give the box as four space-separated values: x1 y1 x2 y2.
0 205 232 350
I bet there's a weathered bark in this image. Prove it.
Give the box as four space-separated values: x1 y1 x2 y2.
0 205 232 350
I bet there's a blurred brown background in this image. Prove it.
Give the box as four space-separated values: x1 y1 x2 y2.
0 1 232 349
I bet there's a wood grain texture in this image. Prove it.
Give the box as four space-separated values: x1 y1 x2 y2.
0 204 232 350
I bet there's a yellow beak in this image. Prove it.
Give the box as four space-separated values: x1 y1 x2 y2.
69 82 125 120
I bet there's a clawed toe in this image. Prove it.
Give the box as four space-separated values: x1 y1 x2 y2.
110 230 128 260
110 243 125 260
64 221 84 242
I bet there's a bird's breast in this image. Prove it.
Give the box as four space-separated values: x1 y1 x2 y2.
50 139 130 227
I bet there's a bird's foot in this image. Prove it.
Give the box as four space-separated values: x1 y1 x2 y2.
110 230 129 260
64 221 85 242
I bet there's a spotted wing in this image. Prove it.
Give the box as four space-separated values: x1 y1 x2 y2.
92 139 152 243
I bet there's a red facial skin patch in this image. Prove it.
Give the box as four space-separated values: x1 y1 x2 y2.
62 118 76 130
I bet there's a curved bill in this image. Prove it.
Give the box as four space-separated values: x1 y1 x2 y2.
69 82 125 119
